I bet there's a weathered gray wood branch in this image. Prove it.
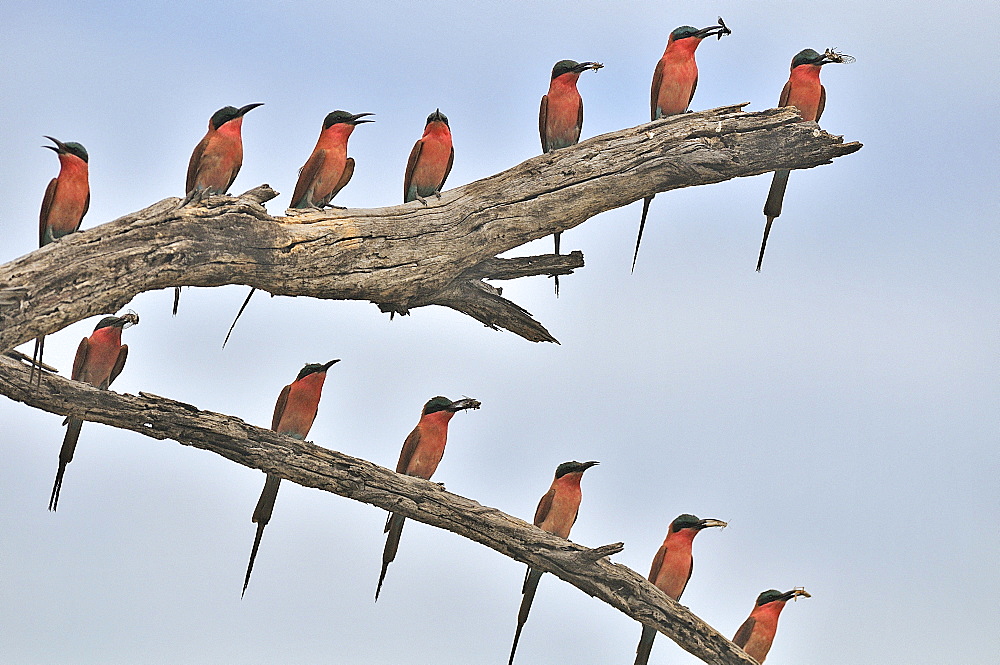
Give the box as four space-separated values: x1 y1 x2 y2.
0 353 757 665
0 103 860 351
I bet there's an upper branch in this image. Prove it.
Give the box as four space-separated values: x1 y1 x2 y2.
0 353 758 665
0 104 859 350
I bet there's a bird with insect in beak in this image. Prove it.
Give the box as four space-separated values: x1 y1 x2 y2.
221 110 374 348
633 514 727 665
31 136 91 388
733 588 811 663
539 59 603 296
631 18 730 272
175 103 263 314
508 460 599 665
48 312 139 511
756 48 853 271
241 359 339 596
403 109 453 204
375 396 480 600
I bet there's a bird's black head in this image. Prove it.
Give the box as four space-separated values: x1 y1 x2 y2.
43 136 89 163
756 588 810 605
324 111 375 129
426 109 449 126
790 48 854 69
93 311 139 331
671 18 730 42
550 60 603 79
670 514 728 532
422 396 481 415
296 359 340 381
554 460 599 478
210 103 263 129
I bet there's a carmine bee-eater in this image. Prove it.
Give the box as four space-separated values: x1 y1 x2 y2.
733 588 811 663
756 48 853 271
540 59 603 296
242 359 340 596
49 312 139 511
375 395 480 600
221 111 374 347
508 460 599 665
631 18 730 272
403 109 453 204
175 103 263 314
633 514 727 665
31 136 90 387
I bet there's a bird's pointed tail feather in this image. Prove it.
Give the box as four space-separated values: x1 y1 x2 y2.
632 196 655 272
757 169 790 271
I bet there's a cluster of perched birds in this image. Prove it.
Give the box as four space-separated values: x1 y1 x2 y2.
27 16 855 664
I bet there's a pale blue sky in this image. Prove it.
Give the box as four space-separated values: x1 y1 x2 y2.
1 1 997 664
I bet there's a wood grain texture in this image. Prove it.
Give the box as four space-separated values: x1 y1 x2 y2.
0 353 759 664
0 104 859 350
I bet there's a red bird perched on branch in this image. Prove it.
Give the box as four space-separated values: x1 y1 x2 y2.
375 395 480 600
756 48 853 271
733 588 811 662
633 514 727 665
403 109 453 204
631 18 730 272
539 59 602 296
31 137 90 387
221 110 373 348
49 312 139 511
242 359 340 596
175 103 263 314
508 460 599 665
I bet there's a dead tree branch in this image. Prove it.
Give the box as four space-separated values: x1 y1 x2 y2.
0 353 758 665
0 104 860 350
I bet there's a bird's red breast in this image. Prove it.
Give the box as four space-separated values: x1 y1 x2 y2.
76 326 123 387
275 371 327 439
784 64 824 121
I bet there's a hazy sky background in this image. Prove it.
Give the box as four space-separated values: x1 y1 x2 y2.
1 1 997 664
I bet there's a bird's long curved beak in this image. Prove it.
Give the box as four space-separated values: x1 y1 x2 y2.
820 49 855 65
446 397 481 412
42 135 67 153
351 112 375 124
322 359 342 370
574 61 604 73
237 103 265 116
694 17 731 40
779 588 811 601
698 518 728 529
579 460 600 471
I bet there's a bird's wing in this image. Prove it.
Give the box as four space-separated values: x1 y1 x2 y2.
291 148 326 207
575 96 584 144
539 94 549 152
533 488 555 526
71 337 89 381
403 140 422 201
395 426 421 474
185 135 210 194
39 178 58 246
441 146 454 189
650 59 665 120
778 80 792 108
817 85 826 123
647 543 667 582
689 74 699 108
271 384 290 431
732 615 756 648
106 345 128 389
82 191 90 222
329 157 355 201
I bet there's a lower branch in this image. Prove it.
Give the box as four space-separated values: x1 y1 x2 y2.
0 354 756 665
